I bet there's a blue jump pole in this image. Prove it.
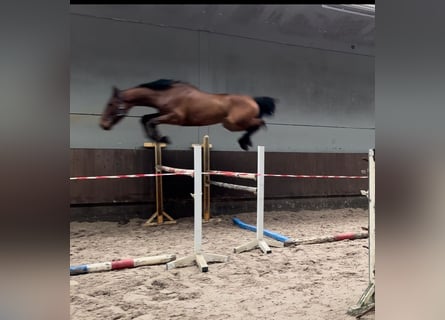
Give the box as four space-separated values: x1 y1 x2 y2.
232 217 293 244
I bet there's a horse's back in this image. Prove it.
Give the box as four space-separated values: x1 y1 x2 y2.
155 82 262 125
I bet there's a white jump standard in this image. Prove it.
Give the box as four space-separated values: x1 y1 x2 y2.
233 146 273 254
347 148 375 317
166 145 228 272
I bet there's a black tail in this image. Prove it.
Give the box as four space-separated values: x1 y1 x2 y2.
254 97 276 118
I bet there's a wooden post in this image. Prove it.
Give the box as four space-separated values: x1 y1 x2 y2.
143 142 176 226
202 135 211 222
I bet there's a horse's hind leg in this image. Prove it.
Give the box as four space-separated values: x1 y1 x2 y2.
238 126 259 151
238 119 265 151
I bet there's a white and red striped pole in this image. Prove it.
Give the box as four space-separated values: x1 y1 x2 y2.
70 173 180 180
70 254 176 275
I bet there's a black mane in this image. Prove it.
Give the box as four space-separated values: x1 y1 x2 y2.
137 79 183 91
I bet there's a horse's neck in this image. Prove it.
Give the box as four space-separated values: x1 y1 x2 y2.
122 88 160 108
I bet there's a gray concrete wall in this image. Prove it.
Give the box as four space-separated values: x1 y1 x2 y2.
71 5 374 152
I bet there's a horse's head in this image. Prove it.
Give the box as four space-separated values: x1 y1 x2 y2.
100 86 129 130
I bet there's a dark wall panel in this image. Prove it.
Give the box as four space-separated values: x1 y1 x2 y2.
70 149 155 204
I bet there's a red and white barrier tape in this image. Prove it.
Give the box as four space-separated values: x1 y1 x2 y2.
262 173 367 179
71 169 367 181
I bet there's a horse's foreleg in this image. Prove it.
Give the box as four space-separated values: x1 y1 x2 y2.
140 113 161 141
146 112 184 144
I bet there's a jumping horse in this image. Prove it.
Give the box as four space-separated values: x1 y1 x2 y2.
100 79 277 151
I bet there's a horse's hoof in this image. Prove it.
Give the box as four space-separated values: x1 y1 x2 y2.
238 140 249 151
160 136 171 144
243 138 253 148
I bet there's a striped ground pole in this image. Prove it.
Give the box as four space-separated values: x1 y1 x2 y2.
287 232 369 246
70 254 176 276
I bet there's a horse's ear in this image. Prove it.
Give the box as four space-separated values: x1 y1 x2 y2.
112 86 120 97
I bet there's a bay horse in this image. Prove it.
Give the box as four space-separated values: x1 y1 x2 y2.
100 79 276 151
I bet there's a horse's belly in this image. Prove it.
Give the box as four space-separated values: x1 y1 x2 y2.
183 109 226 126
183 118 221 126
221 120 243 131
